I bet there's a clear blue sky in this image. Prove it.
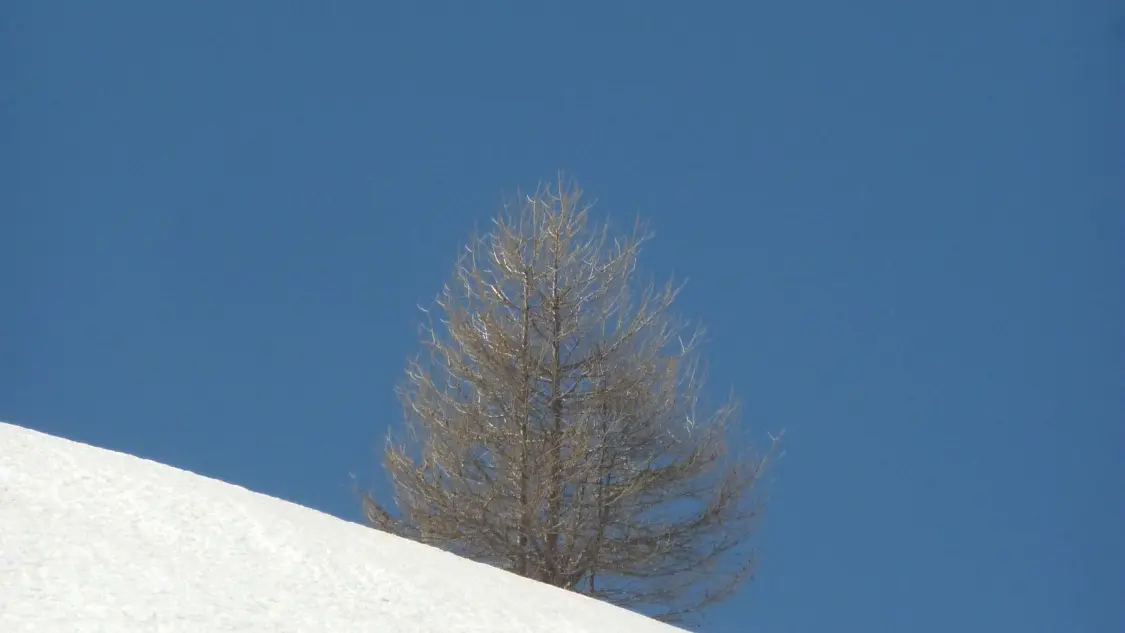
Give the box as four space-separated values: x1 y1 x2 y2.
3 2 1122 631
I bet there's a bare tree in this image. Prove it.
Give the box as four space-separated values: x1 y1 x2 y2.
364 178 779 625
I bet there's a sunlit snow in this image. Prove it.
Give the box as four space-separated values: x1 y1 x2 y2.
0 422 682 632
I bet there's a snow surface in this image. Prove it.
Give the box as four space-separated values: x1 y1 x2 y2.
0 422 683 632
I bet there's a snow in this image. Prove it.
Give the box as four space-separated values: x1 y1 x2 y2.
0 422 683 633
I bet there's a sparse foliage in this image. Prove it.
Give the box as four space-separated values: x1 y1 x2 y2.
365 178 778 624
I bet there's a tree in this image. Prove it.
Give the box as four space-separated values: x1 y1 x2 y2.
364 178 779 625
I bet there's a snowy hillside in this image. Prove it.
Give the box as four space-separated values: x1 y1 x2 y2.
0 422 682 633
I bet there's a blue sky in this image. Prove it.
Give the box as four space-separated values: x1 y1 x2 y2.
3 2 1122 631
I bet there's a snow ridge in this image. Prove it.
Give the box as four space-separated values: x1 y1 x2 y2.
0 422 682 632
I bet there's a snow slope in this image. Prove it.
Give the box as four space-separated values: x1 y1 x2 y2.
0 422 682 633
